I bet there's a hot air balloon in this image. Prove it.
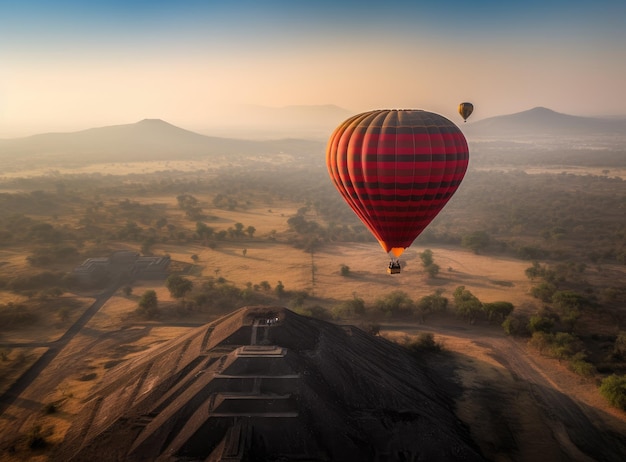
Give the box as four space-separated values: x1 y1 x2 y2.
326 109 469 273
458 102 474 122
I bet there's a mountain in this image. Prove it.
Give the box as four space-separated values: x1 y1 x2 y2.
53 306 484 461
465 107 626 137
0 119 324 169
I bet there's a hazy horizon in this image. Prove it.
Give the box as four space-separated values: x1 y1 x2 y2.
2 0 625 137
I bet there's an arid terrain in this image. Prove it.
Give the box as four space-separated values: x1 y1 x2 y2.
1 111 625 460
1 206 625 460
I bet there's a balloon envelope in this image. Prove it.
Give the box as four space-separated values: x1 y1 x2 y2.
458 102 474 122
326 109 469 257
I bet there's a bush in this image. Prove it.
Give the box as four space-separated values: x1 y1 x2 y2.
299 305 332 321
502 313 530 336
453 286 482 324
136 290 159 318
599 375 626 410
568 353 596 378
483 301 514 323
361 322 380 336
404 333 443 353
340 264 350 276
528 313 554 333
415 290 448 323
333 295 366 319
374 290 415 318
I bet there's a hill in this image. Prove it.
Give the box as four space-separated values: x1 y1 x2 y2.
53 306 484 461
465 107 626 137
0 119 324 169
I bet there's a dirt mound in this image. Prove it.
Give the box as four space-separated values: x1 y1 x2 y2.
54 306 485 461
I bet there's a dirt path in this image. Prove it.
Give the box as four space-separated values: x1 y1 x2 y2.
0 283 121 417
383 322 626 462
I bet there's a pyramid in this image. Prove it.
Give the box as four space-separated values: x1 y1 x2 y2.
54 306 485 461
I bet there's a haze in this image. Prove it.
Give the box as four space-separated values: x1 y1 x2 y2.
1 0 626 138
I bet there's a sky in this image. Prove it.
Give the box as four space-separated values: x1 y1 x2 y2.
1 0 625 137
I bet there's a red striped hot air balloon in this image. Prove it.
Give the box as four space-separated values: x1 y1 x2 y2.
326 109 469 273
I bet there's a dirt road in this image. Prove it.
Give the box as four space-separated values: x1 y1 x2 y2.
383 322 626 462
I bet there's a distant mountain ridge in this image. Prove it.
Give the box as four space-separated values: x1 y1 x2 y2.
466 107 626 136
2 106 624 172
0 119 324 168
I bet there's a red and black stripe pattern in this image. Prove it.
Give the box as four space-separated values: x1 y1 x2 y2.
326 109 469 256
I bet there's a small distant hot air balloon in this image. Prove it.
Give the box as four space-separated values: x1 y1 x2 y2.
458 102 474 122
326 109 469 273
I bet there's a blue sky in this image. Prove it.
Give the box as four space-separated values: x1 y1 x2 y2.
1 0 625 136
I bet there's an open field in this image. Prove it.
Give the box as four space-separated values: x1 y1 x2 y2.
1 229 625 460
157 239 537 307
0 155 625 460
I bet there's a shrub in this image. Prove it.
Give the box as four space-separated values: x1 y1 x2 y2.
361 322 380 336
453 286 482 324
333 295 366 319
599 375 626 410
374 290 415 318
483 301 514 323
568 353 596 378
405 333 444 353
528 313 554 333
299 305 332 321
415 290 448 323
502 313 530 336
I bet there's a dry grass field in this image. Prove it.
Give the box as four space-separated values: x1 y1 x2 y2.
1 191 625 461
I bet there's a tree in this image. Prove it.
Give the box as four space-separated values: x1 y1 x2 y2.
234 222 245 237
482 301 514 323
418 249 439 277
525 261 542 280
502 312 530 336
461 231 490 254
166 275 193 300
529 331 552 354
275 280 285 298
374 290 415 318
614 332 626 359
415 290 448 323
137 290 158 318
196 222 214 239
405 332 442 353
453 286 482 324
531 282 557 302
419 249 434 267
246 225 256 238
141 237 155 255
340 264 351 276
122 286 133 297
528 313 554 333
333 294 365 318
552 290 588 312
